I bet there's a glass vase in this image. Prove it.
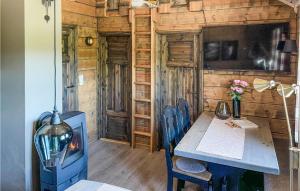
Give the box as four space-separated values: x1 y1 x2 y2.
215 101 231 120
232 99 241 119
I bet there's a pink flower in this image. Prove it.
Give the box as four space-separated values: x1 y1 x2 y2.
240 80 249 88
233 80 241 85
236 87 244 94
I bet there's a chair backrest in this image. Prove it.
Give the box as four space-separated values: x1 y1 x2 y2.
161 106 184 171
176 98 191 133
161 106 184 146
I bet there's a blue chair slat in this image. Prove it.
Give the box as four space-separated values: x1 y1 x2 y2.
161 106 212 191
176 98 191 133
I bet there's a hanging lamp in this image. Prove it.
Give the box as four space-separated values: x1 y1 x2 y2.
34 0 73 168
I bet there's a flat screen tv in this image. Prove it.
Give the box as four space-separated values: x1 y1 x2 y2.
203 23 290 72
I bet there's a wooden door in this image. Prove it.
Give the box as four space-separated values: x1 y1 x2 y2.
62 26 78 113
156 33 203 147
100 35 131 142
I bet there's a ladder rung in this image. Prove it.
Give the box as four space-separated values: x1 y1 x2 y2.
135 82 151 86
134 114 151 119
134 131 151 136
135 98 151 102
135 32 151 35
135 65 151 69
135 14 151 18
136 48 151 52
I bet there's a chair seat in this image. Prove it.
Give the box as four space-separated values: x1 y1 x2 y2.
172 157 212 182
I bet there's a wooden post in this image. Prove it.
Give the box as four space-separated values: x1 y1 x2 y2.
131 9 136 148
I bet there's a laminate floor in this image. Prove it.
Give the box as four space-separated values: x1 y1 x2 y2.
88 140 170 191
264 139 298 191
88 139 296 191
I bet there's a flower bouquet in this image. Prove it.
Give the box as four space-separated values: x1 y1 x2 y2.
228 80 249 118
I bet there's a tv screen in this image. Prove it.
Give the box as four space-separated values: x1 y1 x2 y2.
203 23 290 72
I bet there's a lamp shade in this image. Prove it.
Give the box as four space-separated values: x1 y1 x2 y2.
34 111 73 168
277 84 296 98
282 40 298 53
253 78 276 92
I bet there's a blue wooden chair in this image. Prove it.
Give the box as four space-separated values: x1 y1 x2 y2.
161 106 212 191
176 98 191 133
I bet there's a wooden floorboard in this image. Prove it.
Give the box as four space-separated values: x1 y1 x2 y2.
88 139 295 191
88 140 167 190
88 140 200 190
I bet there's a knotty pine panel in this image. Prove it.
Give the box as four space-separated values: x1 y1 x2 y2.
74 0 96 6
63 0 298 140
63 11 97 28
203 86 296 106
136 36 151 49
78 60 97 70
98 16 131 32
203 72 297 139
136 102 151 116
136 17 151 32
158 11 205 26
63 0 98 140
136 85 151 99
78 27 98 38
204 6 292 24
156 0 295 32
135 8 151 15
206 0 288 9
135 119 151 132
78 69 97 140
78 48 98 59
204 98 295 120
62 0 96 17
136 51 151 60
136 68 151 83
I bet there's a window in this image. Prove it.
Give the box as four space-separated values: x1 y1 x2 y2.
107 0 120 10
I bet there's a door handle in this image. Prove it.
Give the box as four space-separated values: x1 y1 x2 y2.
65 85 76 89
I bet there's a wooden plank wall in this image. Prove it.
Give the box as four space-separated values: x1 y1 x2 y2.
95 0 297 139
62 0 298 140
96 0 131 32
158 0 297 139
62 0 98 143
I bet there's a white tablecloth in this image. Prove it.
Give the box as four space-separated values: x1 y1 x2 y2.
196 117 245 160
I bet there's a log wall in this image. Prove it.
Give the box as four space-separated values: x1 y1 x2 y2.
63 0 298 140
62 0 98 142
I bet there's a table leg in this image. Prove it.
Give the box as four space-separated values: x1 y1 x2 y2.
208 163 245 191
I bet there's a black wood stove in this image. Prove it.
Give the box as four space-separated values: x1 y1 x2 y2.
36 111 88 191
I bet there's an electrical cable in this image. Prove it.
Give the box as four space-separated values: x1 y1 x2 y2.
53 0 57 111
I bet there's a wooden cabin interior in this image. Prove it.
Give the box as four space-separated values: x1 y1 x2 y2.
1 0 300 190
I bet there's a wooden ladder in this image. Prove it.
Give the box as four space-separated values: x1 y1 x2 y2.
131 8 155 152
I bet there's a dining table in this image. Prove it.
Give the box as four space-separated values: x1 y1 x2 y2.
174 112 280 190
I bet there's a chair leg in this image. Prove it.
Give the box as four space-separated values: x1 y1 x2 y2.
167 175 174 191
221 176 228 191
177 179 185 191
208 180 214 191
